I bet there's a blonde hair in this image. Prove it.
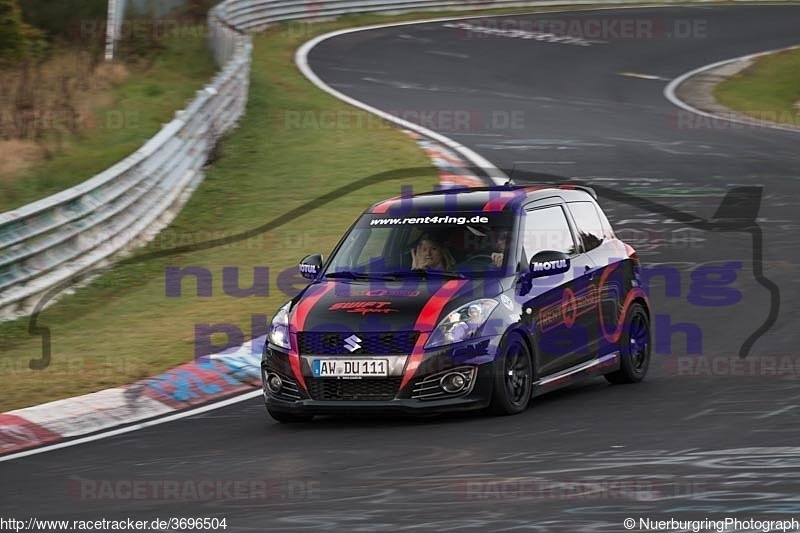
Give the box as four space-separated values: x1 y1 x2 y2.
414 233 456 271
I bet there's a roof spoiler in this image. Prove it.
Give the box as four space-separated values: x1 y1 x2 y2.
507 183 598 199
560 184 597 200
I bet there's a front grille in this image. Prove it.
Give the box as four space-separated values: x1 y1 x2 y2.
307 378 402 401
297 331 419 355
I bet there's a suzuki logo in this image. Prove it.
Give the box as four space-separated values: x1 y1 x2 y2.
344 334 362 353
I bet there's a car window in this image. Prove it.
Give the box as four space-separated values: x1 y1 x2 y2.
354 228 392 266
568 201 605 252
325 213 515 277
522 205 576 259
596 205 616 239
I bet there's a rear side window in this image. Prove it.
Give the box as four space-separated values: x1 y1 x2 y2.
522 205 576 258
595 205 616 240
568 201 605 252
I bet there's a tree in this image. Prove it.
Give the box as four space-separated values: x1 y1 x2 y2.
18 0 108 42
0 0 25 60
0 0 45 62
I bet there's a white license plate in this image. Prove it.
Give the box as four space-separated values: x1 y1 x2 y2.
312 359 389 378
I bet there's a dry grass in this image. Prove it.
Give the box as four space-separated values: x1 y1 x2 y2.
0 139 44 177
0 47 132 177
0 30 216 211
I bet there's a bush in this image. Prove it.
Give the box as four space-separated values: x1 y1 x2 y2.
19 0 107 42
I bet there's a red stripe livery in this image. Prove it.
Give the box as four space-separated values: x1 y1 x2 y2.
400 280 468 390
288 282 335 390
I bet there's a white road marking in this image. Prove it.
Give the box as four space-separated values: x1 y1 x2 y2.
329 66 389 75
664 45 800 134
619 72 669 81
297 24 508 184
684 408 715 420
426 50 469 59
451 132 504 137
0 390 262 463
756 405 797 419
513 160 576 164
397 33 433 43
296 4 702 184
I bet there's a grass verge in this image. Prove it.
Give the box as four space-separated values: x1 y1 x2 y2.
713 48 800 127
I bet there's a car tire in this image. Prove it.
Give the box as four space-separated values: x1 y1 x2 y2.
266 406 313 423
489 333 533 415
605 302 651 384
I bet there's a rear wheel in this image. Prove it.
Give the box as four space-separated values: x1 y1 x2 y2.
489 333 533 415
605 302 651 384
266 406 313 423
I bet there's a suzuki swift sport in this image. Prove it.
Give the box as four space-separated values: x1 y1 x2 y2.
262 185 651 422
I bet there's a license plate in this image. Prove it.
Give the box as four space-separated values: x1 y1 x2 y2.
312 359 389 378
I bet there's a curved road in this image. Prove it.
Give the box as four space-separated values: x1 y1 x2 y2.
2 5 800 531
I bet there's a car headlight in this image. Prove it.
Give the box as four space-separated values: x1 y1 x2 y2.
425 299 499 349
268 301 292 350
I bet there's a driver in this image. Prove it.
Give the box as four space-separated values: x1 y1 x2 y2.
411 233 456 271
490 230 509 268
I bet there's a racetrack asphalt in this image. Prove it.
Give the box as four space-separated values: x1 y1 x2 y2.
2 5 799 531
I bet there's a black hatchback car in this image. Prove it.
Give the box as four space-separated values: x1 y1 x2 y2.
262 185 651 422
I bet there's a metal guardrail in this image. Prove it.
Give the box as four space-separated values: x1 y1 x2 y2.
0 0 742 319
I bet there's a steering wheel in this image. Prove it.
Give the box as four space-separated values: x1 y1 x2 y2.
461 253 496 267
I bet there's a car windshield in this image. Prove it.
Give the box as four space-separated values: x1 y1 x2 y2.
324 212 516 279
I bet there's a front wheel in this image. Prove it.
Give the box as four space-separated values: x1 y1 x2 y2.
605 302 651 384
489 333 533 415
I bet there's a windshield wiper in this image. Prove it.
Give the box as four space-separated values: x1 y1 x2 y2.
323 271 403 281
384 270 466 280
324 271 371 280
418 270 466 279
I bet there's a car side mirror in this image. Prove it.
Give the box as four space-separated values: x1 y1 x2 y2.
528 250 570 278
299 254 323 279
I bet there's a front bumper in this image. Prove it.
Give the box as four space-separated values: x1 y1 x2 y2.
262 336 501 416
264 395 490 416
